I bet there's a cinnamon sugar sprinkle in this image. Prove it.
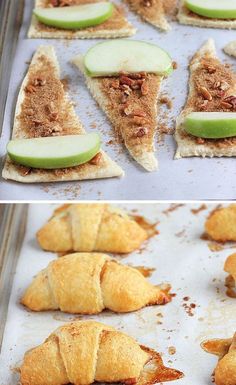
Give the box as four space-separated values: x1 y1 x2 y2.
100 72 161 149
184 55 236 147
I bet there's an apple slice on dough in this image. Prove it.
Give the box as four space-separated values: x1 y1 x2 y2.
33 3 114 29
7 133 101 169
185 0 236 19
184 112 236 138
84 40 173 77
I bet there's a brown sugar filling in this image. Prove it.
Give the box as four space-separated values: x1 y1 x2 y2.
98 72 161 150
184 56 236 147
18 55 80 138
14 54 103 177
34 0 129 33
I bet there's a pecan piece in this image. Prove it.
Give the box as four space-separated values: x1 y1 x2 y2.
133 127 149 138
198 86 212 101
33 77 46 86
119 75 134 87
223 96 236 109
90 152 102 165
221 101 233 109
18 165 31 176
141 81 149 96
25 84 37 93
196 137 205 144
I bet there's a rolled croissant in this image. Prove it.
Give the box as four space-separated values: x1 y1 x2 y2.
202 333 236 385
205 204 236 242
20 321 150 385
37 204 149 253
21 253 171 313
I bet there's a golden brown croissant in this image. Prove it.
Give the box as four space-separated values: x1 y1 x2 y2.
224 253 236 298
37 204 150 253
202 333 236 385
205 204 236 242
21 253 171 313
20 321 183 385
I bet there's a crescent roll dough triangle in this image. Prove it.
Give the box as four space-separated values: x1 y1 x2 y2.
124 0 177 31
2 45 124 183
202 334 236 385
28 0 136 39
21 252 171 313
224 41 236 58
72 56 164 171
178 0 236 29
175 39 236 158
37 203 150 253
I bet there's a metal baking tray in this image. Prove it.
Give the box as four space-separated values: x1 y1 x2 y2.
0 203 236 384
0 2 236 200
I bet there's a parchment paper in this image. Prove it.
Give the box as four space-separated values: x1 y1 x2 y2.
0 203 236 384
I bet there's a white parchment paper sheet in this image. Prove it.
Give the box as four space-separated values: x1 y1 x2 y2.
0 1 236 200
0 203 236 384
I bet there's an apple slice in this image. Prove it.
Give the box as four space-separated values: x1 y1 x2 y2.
184 112 236 139
7 133 101 169
84 40 173 77
33 3 114 30
185 0 236 19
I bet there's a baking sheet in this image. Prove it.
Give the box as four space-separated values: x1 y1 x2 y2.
0 202 236 384
0 1 236 200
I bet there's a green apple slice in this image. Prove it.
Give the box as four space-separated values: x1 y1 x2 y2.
33 2 114 30
185 0 236 19
7 133 101 169
84 40 173 77
184 112 236 139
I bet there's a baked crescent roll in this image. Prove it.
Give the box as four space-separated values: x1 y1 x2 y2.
20 321 149 385
202 333 236 385
37 204 149 253
21 253 171 313
20 320 183 385
205 205 236 242
224 253 236 297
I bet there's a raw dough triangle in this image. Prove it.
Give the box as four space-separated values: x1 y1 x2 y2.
2 46 124 183
175 39 236 158
28 0 136 39
72 56 164 171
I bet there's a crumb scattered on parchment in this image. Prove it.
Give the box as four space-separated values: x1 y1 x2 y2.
135 266 156 277
191 204 207 215
182 297 197 317
40 183 81 199
208 242 224 252
160 95 173 109
163 204 185 215
175 229 186 238
168 346 176 355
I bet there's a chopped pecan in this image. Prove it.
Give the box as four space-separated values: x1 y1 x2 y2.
198 86 212 101
119 75 134 87
133 127 148 138
25 84 37 93
199 100 208 110
33 77 46 86
220 81 230 91
196 137 205 144
204 65 216 74
128 72 146 80
213 81 221 89
132 116 148 125
90 152 102 165
50 0 59 6
32 118 42 125
110 79 120 89
223 95 236 109
18 165 31 176
141 81 149 96
221 101 232 109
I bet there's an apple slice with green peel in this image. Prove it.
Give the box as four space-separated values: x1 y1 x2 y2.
185 0 236 19
7 133 101 169
33 3 114 30
184 112 236 139
84 40 173 77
